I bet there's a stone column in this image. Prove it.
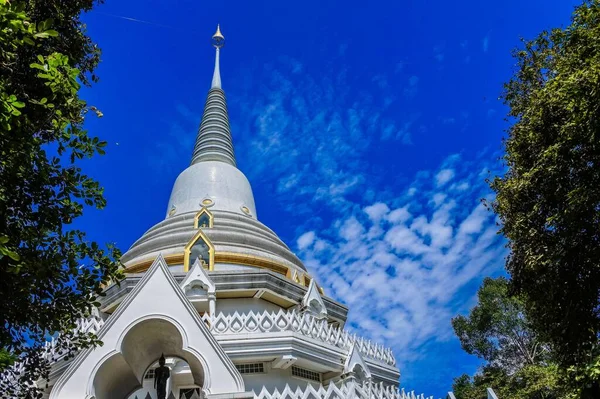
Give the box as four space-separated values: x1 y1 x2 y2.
208 293 216 315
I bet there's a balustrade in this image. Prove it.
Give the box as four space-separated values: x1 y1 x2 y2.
254 381 434 399
201 309 396 366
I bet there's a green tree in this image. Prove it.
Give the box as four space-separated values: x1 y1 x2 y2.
489 0 600 393
451 278 562 399
0 0 122 396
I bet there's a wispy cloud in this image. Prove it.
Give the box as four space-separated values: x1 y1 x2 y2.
232 57 415 212
225 57 505 390
156 53 505 393
150 104 196 174
482 35 490 52
403 75 420 99
296 152 506 386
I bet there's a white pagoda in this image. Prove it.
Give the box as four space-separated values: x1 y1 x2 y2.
40 25 413 399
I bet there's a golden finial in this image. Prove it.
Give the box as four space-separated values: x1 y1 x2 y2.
212 24 225 48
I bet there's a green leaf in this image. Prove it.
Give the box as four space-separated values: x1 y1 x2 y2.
42 18 54 31
30 62 46 70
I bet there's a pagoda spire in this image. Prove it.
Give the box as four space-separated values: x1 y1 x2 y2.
211 24 223 88
190 24 236 166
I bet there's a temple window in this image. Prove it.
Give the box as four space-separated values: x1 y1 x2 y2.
194 207 214 228
144 368 155 380
291 366 321 382
184 230 214 271
188 238 209 269
235 363 265 374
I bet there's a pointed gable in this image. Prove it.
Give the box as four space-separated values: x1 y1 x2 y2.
50 254 245 399
301 279 327 319
180 258 215 295
344 342 372 380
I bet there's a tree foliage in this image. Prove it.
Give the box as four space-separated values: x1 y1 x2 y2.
454 365 562 399
452 277 547 371
488 0 600 388
451 278 563 399
0 0 122 396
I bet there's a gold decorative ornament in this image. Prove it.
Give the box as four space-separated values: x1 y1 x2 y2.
212 24 224 48
168 206 176 216
214 252 289 276
201 198 214 206
124 251 307 283
125 253 185 273
241 205 251 215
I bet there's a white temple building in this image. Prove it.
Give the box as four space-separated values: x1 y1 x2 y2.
34 25 440 399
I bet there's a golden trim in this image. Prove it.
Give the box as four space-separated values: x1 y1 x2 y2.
194 207 214 229
304 275 312 288
184 229 215 272
125 254 184 274
215 252 289 276
124 250 309 284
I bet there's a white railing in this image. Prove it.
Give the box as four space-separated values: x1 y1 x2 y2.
446 388 498 399
8 309 396 370
0 316 105 391
255 381 434 399
2 308 397 391
201 310 396 366
41 316 105 362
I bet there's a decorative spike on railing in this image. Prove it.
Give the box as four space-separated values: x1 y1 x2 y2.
253 382 436 399
201 309 397 366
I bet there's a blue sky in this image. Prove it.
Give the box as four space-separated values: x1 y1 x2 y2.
78 0 579 396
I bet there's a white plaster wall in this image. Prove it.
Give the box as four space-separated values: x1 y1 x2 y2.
167 161 257 218
216 298 282 316
213 263 259 272
169 264 185 273
241 364 322 393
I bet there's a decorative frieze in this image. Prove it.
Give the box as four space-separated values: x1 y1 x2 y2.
254 381 434 399
200 309 396 366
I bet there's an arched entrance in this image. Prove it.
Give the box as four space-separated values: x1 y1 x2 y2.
50 256 245 399
91 317 206 399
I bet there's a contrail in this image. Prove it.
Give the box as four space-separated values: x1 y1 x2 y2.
94 11 197 33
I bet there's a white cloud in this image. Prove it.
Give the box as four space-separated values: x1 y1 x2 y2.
297 231 316 250
159 55 506 392
364 203 390 222
483 35 490 52
228 58 414 212
435 168 455 187
339 216 365 241
387 206 411 224
296 153 506 373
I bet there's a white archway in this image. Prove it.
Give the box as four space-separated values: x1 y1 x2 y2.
50 255 245 399
89 316 207 399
